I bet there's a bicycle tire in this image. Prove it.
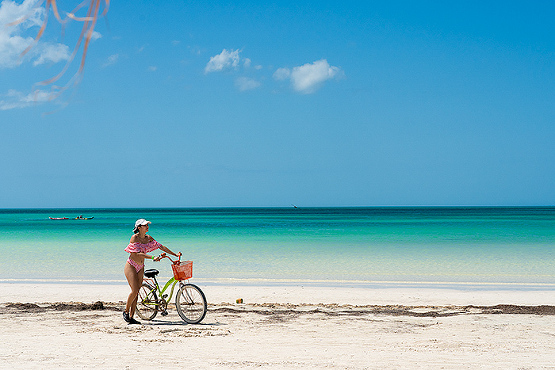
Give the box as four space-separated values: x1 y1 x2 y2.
175 283 207 324
136 282 158 320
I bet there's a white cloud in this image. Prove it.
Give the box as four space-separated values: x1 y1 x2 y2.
204 49 264 91
102 53 119 67
90 31 102 41
204 48 240 73
235 77 261 91
188 45 201 55
272 67 291 81
0 0 42 27
0 32 31 68
274 59 342 94
0 0 70 69
204 51 343 94
0 88 52 110
0 0 40 68
32 43 70 66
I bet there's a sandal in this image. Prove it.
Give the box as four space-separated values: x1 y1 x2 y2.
128 317 141 325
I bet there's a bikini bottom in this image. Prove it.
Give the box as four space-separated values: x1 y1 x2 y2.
127 258 144 273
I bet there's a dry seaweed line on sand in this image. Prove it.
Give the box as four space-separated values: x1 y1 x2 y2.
3 302 555 317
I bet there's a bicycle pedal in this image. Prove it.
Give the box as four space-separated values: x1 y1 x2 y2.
161 310 169 316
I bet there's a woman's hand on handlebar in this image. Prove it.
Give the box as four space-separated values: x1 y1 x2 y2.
153 253 166 262
154 252 182 263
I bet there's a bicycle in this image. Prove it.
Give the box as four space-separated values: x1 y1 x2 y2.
136 253 207 324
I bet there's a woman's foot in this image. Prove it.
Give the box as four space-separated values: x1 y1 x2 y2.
128 317 141 325
123 311 130 323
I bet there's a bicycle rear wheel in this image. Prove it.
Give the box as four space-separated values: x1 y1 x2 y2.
136 282 158 320
175 283 207 324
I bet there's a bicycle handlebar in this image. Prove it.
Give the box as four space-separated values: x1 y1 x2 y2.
158 252 182 264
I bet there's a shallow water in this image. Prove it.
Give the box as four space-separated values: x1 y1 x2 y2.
1 207 555 288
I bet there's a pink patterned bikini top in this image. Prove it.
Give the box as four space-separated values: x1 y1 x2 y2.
125 239 162 254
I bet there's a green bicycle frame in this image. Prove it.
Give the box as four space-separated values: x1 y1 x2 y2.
159 276 179 298
143 276 181 310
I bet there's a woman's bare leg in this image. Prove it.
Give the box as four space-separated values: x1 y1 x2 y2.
124 262 143 316
129 269 144 318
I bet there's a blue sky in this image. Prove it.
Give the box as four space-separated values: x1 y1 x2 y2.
1 0 554 208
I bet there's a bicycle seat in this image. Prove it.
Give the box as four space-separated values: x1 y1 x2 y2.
144 269 159 278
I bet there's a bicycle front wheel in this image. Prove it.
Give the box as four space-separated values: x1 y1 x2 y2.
175 283 207 324
136 282 158 321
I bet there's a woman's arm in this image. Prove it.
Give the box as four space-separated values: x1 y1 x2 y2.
159 244 181 258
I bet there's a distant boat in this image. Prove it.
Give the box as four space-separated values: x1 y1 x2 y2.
291 204 298 208
49 217 69 220
75 215 94 220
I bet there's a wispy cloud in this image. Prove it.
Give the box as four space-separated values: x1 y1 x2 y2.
204 49 263 91
32 43 70 66
273 59 342 94
90 31 102 41
204 48 343 94
0 88 53 110
0 0 70 69
235 77 261 91
188 45 202 55
273 68 291 81
204 48 241 73
0 0 42 26
102 53 119 67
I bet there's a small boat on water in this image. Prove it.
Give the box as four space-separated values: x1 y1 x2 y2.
49 215 94 220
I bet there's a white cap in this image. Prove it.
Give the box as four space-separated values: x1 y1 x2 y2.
133 219 151 233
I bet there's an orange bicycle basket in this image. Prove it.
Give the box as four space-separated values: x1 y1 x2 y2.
171 261 193 281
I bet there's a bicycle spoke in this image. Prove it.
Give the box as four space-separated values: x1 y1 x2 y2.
175 284 207 324
136 283 158 321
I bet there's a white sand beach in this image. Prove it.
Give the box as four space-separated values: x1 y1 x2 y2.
1 283 555 369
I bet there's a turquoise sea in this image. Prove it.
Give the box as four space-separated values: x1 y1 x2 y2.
1 207 555 289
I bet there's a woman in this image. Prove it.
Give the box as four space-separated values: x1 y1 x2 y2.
123 218 181 324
